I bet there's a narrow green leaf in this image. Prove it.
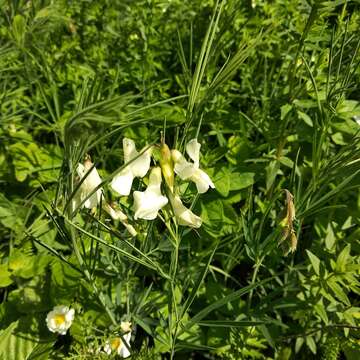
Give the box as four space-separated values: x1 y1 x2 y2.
180 246 217 319
197 320 266 327
178 277 273 335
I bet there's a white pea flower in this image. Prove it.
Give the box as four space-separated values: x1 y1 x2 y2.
133 167 168 220
111 138 152 196
46 305 75 335
104 321 132 358
171 139 215 194
103 203 137 237
75 159 103 210
168 193 202 228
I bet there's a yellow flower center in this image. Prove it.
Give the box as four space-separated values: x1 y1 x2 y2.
111 337 122 350
54 314 66 326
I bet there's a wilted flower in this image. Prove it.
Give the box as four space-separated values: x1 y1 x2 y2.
279 189 297 256
111 138 152 196
103 203 137 237
168 193 202 228
104 321 132 358
46 305 75 335
75 158 103 210
172 139 215 194
133 167 168 220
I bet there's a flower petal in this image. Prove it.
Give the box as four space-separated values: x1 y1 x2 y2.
186 138 201 168
191 168 216 194
122 138 151 178
76 161 104 209
120 321 132 333
169 194 202 228
110 168 134 196
122 138 138 163
103 343 112 355
172 150 196 180
130 148 151 178
133 167 168 220
133 191 168 220
118 333 131 358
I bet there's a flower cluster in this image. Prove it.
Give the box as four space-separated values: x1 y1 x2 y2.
103 321 132 358
46 307 132 358
74 137 214 230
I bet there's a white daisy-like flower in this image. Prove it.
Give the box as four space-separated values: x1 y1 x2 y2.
133 167 168 220
74 158 103 210
110 138 152 196
104 321 132 358
171 139 215 194
46 305 75 335
168 193 202 228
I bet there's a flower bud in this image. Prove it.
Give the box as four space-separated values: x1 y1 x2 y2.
159 143 174 192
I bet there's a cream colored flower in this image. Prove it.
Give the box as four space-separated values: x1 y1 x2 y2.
104 321 132 358
111 138 152 196
75 159 103 209
133 167 168 220
103 203 137 237
120 321 132 333
46 305 75 335
168 193 202 228
172 139 215 194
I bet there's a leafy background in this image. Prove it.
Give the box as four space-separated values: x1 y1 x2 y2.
0 0 360 359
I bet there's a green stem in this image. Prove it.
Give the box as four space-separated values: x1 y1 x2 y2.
247 258 263 313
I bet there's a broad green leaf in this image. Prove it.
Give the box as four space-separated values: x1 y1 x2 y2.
8 143 61 183
0 194 27 230
327 278 350 305
325 224 336 251
297 110 313 127
336 244 351 273
295 337 304 353
306 250 320 275
266 160 280 191
229 172 255 191
314 301 328 324
9 250 51 279
0 317 50 360
281 104 292 120
27 342 55 360
212 167 231 197
0 264 13 288
306 335 317 354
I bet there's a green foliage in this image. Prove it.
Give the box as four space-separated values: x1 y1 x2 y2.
1 0 360 359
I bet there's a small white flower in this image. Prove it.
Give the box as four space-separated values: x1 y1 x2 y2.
46 305 75 335
104 321 132 358
172 139 215 194
120 321 132 333
133 167 168 220
75 159 103 210
111 138 152 196
168 193 202 228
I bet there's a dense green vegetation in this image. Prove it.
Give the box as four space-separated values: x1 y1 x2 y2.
0 0 360 359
